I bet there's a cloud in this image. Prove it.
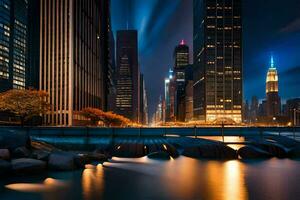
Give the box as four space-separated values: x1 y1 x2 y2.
280 18 300 33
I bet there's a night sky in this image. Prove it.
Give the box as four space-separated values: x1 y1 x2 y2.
111 0 300 116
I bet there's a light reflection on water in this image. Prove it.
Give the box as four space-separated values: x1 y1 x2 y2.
2 157 300 200
82 165 104 200
160 157 247 200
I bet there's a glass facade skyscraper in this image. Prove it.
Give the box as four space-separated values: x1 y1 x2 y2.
116 30 140 122
0 0 28 92
39 0 104 126
193 0 243 123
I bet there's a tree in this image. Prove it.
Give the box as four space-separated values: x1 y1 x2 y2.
78 108 106 126
0 89 50 126
78 108 132 127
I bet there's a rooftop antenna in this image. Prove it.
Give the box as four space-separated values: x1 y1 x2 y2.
270 54 275 69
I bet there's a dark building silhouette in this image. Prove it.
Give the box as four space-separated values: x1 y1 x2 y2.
285 98 300 126
0 0 28 92
185 65 194 121
116 30 140 122
100 0 116 111
174 40 189 122
193 0 243 123
39 0 104 126
250 96 259 123
26 0 40 90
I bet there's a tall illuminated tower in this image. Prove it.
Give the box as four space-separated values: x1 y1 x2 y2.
193 0 243 123
266 56 281 117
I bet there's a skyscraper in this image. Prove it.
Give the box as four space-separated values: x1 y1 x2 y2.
115 30 140 122
100 0 115 112
174 40 189 121
39 0 104 126
140 73 149 125
193 0 243 123
0 0 28 92
164 69 175 122
266 56 281 117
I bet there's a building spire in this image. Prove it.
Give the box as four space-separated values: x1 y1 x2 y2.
270 54 275 69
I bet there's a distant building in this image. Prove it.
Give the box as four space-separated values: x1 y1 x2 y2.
0 0 28 92
266 56 281 117
39 0 104 126
250 96 259 123
285 98 300 126
115 30 140 122
185 65 194 122
193 0 243 123
174 40 189 122
140 74 149 125
243 100 250 123
164 69 176 122
258 100 267 117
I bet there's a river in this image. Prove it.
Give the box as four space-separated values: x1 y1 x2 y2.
1 156 300 200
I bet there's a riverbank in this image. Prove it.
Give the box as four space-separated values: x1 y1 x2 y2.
2 128 300 179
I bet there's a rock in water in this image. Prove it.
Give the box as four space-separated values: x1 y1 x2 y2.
147 151 170 160
112 143 145 158
0 149 10 160
31 150 50 161
238 146 273 159
182 143 237 160
254 142 288 158
48 152 77 171
11 158 46 175
0 159 11 176
12 146 31 158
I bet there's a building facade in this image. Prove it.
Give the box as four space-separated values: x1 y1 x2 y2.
115 30 140 122
174 40 189 122
0 0 28 92
193 0 243 123
266 56 281 117
39 0 104 126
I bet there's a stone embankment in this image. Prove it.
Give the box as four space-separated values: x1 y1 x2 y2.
1 129 300 177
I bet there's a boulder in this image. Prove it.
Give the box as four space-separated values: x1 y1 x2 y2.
238 145 273 159
12 146 31 158
11 158 46 175
182 143 237 160
147 151 170 160
48 152 77 171
0 159 11 176
254 142 288 158
30 140 59 152
0 129 30 150
31 150 50 161
0 149 10 160
112 143 145 158
147 143 179 158
79 153 108 163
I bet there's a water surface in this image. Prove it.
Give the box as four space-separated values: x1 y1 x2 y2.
1 157 300 200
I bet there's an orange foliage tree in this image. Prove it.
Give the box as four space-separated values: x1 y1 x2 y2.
78 108 132 127
0 89 50 126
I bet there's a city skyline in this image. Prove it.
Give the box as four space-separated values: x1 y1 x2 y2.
111 0 300 116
